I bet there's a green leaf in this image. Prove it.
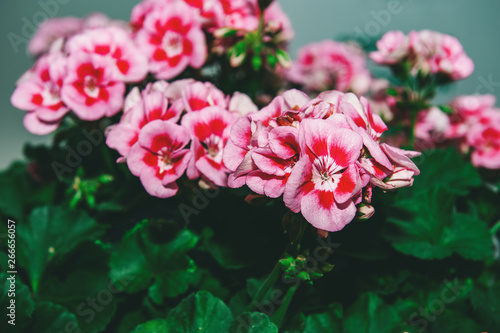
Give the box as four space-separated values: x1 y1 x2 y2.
0 163 23 219
412 148 481 194
38 243 117 333
470 283 500 329
229 312 278 333
109 220 199 303
165 291 233 333
343 293 403 333
438 104 454 114
384 186 493 260
441 213 492 260
303 303 343 333
31 302 80 333
132 319 168 333
17 205 104 292
0 271 35 331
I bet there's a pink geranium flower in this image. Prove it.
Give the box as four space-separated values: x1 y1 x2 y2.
181 106 237 186
181 81 228 112
369 31 409 65
11 53 69 135
283 119 363 232
288 40 371 95
28 17 83 56
61 52 125 121
66 26 148 82
246 126 300 198
135 1 207 79
106 83 182 158
127 120 192 198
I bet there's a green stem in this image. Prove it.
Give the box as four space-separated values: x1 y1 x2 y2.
491 220 500 235
408 108 418 148
245 262 282 312
272 284 299 328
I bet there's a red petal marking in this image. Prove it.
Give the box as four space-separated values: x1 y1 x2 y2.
153 49 168 61
317 190 335 209
484 128 500 140
194 123 210 141
73 82 85 95
32 94 43 105
162 109 176 121
329 142 350 167
149 108 163 120
189 98 208 111
352 114 367 129
98 88 109 102
183 40 193 55
128 134 139 148
143 150 157 167
209 118 227 137
168 55 182 67
112 48 123 59
77 64 95 79
165 17 183 33
49 101 64 111
303 54 314 65
155 20 166 34
85 96 97 106
40 69 50 82
117 60 130 75
184 0 203 8
207 158 222 170
150 34 162 45
311 138 327 157
95 45 111 55
337 171 356 196
150 134 173 152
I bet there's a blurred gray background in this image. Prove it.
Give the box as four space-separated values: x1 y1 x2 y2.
1 0 499 168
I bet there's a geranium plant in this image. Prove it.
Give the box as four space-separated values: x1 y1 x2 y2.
2 1 499 332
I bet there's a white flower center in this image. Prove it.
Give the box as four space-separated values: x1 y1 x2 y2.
162 31 183 58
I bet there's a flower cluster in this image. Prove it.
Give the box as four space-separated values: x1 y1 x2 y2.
106 79 257 197
287 40 371 95
416 95 500 169
11 18 147 134
223 89 420 232
370 30 474 81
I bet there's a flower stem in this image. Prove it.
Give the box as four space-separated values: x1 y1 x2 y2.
491 220 500 235
272 283 299 328
409 108 418 148
245 262 282 312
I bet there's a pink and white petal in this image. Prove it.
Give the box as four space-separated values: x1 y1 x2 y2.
186 138 201 180
301 190 357 232
227 151 256 188
126 143 156 176
333 165 361 204
229 92 258 116
23 112 59 135
222 139 248 171
11 81 43 111
282 89 310 110
246 170 269 195
252 148 287 176
35 107 69 123
196 156 228 187
138 120 190 153
268 126 299 160
161 149 192 184
140 168 179 198
357 128 392 170
187 29 207 68
229 116 253 148
106 124 140 157
283 158 313 213
381 143 421 175
263 175 287 198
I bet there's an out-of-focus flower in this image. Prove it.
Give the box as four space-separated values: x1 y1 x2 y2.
288 40 371 95
66 26 148 82
61 52 125 121
11 52 69 134
135 1 207 79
